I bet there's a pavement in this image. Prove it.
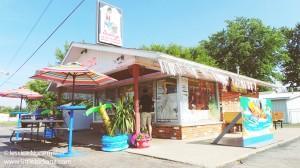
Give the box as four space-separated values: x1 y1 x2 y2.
126 128 300 167
1 126 300 168
224 138 300 168
0 126 197 168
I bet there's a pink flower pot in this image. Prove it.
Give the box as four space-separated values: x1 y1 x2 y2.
136 139 150 148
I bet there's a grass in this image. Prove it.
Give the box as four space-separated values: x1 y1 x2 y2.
283 123 300 128
0 121 17 127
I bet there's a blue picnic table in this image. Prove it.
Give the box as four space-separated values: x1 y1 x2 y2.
10 111 28 140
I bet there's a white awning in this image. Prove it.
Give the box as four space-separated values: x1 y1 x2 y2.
158 58 277 90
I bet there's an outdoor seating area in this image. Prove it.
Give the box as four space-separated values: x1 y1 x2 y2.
9 111 67 143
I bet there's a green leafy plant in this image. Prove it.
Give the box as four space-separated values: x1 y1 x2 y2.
55 110 63 119
41 109 53 118
111 95 135 135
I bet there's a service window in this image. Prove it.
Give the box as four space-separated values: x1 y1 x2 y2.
188 79 219 120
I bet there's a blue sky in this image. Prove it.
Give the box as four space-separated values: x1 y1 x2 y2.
0 0 300 107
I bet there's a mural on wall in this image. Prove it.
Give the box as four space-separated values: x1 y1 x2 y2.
155 79 178 122
81 56 97 68
78 51 135 74
240 96 273 147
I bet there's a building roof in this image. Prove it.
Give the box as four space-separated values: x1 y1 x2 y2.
259 92 300 100
59 42 280 90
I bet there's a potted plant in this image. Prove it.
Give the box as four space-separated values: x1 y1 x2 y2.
86 95 135 152
130 132 151 148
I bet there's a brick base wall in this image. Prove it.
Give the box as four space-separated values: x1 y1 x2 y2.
181 124 222 139
152 125 182 139
152 123 222 140
91 122 222 140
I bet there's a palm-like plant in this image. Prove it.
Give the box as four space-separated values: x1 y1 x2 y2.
111 95 135 135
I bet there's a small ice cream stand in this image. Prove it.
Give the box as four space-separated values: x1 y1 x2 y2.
48 42 279 143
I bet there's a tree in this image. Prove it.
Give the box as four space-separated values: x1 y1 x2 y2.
55 41 70 64
25 80 57 112
0 106 13 113
282 23 300 88
142 43 217 67
202 17 287 82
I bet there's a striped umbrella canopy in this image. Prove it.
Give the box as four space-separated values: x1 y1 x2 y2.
31 62 117 104
0 87 43 111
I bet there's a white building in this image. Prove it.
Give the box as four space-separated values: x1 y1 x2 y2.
260 92 300 124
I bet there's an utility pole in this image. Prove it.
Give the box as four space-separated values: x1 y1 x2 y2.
236 65 240 75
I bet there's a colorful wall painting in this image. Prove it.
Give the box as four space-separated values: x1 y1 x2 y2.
240 96 273 147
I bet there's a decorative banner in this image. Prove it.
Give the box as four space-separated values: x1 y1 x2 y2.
240 96 273 147
97 1 122 46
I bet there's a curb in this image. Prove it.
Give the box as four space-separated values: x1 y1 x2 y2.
219 135 300 168
126 133 300 168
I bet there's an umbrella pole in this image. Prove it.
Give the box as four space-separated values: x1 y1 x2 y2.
20 97 23 111
72 75 75 105
68 75 75 155
16 97 23 140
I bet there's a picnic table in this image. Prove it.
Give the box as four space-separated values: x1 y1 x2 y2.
10 111 28 141
21 119 64 141
11 119 64 143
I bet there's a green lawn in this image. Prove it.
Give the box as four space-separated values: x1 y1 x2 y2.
283 123 300 128
0 121 17 127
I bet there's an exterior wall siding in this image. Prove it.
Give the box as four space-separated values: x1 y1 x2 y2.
272 100 288 123
287 98 300 124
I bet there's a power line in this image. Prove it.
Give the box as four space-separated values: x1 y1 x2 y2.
5 0 54 70
0 0 86 88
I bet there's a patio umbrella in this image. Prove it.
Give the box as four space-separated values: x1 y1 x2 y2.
31 62 117 104
30 62 117 158
0 87 43 140
0 87 43 111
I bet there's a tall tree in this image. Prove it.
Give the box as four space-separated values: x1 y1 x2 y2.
142 43 217 67
55 41 70 64
25 80 57 112
282 24 300 88
202 17 287 82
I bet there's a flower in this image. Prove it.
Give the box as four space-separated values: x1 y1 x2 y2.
130 132 150 145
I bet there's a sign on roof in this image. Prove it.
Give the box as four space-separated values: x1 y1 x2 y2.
97 1 123 46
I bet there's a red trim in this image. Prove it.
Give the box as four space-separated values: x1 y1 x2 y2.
132 64 140 134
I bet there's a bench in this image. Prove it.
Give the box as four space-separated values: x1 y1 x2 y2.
223 112 243 132
43 127 69 143
272 112 284 129
10 128 32 143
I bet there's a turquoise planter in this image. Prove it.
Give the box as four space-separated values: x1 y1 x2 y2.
101 134 129 152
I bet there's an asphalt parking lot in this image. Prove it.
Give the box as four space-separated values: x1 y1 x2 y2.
224 138 300 168
0 126 197 168
1 125 300 168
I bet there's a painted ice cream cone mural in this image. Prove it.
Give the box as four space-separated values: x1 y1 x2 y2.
240 96 273 147
248 101 267 119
